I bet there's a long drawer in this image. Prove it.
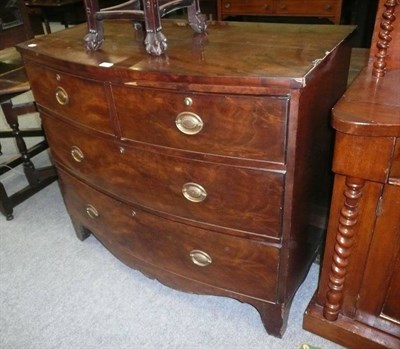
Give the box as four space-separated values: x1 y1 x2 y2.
59 168 280 301
24 61 113 135
43 115 284 238
220 0 274 15
274 0 339 16
113 85 288 163
220 0 339 17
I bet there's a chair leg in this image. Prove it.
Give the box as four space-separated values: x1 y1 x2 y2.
0 100 58 220
83 0 104 50
0 183 14 220
187 0 207 33
1 101 36 184
82 0 206 55
143 0 167 55
0 172 57 221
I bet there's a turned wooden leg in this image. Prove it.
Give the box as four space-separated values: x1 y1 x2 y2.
1 101 36 184
70 217 92 241
0 183 14 220
83 0 104 51
323 176 365 321
143 0 167 56
187 0 207 33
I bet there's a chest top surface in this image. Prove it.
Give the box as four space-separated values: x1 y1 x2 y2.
17 20 355 89
332 67 400 137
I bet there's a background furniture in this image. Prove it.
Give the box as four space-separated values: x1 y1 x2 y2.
303 1 400 348
216 0 380 48
217 0 343 23
1 0 35 45
18 19 354 337
0 0 57 220
25 0 84 34
341 0 379 47
198 0 216 19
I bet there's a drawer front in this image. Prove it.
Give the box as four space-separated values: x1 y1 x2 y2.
275 0 338 16
113 86 288 163
43 116 284 238
24 61 113 134
59 168 280 301
220 0 274 15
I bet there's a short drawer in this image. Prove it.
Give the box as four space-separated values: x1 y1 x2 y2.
220 0 274 15
59 168 280 301
113 85 288 163
24 61 113 134
43 116 284 238
275 0 338 16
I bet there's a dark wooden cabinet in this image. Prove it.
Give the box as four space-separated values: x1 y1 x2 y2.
217 0 343 23
303 1 400 348
17 19 354 337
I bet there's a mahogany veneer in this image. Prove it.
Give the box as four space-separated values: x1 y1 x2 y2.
17 20 354 337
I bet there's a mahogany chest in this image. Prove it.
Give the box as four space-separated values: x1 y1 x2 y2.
17 20 354 337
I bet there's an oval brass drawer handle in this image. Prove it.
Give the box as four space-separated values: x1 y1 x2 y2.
71 145 84 163
86 204 99 219
175 112 203 135
55 86 69 105
190 250 212 267
182 182 207 202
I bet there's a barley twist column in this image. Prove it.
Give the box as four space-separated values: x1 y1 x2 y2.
373 0 398 77
323 176 365 321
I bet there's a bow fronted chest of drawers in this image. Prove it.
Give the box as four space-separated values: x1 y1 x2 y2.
17 20 354 337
